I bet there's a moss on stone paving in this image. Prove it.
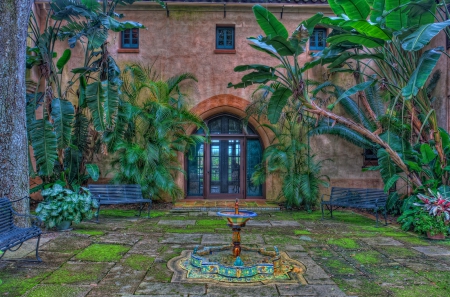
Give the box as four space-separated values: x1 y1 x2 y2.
294 230 311 235
264 235 300 245
367 265 419 285
352 251 384 265
43 262 107 285
390 285 449 297
195 219 225 226
145 262 173 282
0 270 50 296
398 236 430 246
308 247 334 258
333 277 388 297
320 258 358 275
327 238 360 249
73 230 105 236
375 246 420 258
123 254 155 271
75 243 130 262
27 284 88 297
419 271 450 288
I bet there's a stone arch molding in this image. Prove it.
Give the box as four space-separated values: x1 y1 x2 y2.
189 94 271 148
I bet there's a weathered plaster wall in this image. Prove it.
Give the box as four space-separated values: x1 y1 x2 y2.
32 3 450 201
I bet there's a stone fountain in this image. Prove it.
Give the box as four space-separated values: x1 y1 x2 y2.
168 199 307 283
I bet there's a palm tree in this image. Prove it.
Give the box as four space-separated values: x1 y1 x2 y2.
106 64 207 200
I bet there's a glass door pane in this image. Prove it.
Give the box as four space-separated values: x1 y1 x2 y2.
246 139 262 196
187 143 204 196
210 139 241 194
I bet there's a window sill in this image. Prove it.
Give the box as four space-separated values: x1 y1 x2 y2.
214 49 236 54
118 48 140 53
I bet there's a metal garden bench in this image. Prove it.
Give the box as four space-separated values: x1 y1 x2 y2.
321 187 388 226
0 197 42 262
87 184 152 222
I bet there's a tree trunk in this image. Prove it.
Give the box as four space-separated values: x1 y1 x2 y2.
0 0 33 226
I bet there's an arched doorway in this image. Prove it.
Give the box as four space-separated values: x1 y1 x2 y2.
186 114 264 199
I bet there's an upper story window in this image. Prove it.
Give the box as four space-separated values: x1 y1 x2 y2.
216 27 235 49
310 28 327 50
121 28 139 49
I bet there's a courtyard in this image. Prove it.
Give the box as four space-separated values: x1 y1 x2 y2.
2 208 450 297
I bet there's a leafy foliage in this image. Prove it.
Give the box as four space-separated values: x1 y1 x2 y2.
107 64 207 200
35 184 98 228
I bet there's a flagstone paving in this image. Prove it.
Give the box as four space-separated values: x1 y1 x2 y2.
1 208 450 296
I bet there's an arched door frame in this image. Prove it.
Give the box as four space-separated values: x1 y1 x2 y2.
184 94 270 199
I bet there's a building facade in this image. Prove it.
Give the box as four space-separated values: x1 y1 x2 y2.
32 0 450 201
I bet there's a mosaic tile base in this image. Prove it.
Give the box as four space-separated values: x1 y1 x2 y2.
168 250 307 285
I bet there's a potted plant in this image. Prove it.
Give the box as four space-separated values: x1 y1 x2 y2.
36 184 98 230
398 190 450 239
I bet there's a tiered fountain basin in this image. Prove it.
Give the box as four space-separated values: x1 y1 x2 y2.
190 245 281 278
168 202 307 283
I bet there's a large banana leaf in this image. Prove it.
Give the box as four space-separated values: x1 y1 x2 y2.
265 36 296 56
370 0 385 23
335 0 371 20
102 16 145 32
103 80 119 128
329 81 375 110
308 123 376 148
86 163 99 181
86 81 106 131
327 0 346 16
327 34 385 48
343 20 391 40
385 0 409 31
64 147 82 184
290 13 323 54
407 0 436 27
51 98 75 149
377 148 401 183
268 87 292 124
402 47 442 99
339 97 374 130
402 20 450 51
252 5 288 39
30 119 58 176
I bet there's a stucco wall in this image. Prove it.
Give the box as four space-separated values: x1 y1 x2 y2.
32 2 450 201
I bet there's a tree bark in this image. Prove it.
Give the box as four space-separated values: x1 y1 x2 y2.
0 0 33 226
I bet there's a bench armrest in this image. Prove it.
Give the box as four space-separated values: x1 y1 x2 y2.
321 194 330 202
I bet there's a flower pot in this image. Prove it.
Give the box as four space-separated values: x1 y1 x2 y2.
426 232 445 240
56 220 72 231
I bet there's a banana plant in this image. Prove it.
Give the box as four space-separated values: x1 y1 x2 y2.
230 3 450 194
26 0 160 187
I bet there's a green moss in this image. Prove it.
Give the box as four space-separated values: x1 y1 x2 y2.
44 263 106 285
324 259 358 274
264 235 299 245
100 209 138 217
381 231 410 237
390 285 448 297
333 277 387 297
308 247 334 258
195 219 224 226
27 284 88 297
398 236 430 245
75 243 130 262
73 230 104 236
368 266 418 285
0 271 50 296
358 226 393 232
145 262 173 282
162 248 183 262
353 251 383 265
418 271 450 288
294 230 311 235
327 238 359 249
123 254 155 271
164 227 216 234
376 246 420 258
